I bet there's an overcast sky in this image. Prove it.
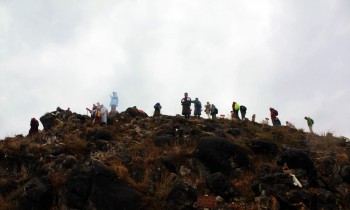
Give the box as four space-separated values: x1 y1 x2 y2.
1 0 349 139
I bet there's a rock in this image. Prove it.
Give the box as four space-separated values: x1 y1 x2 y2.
51 155 77 172
203 121 224 132
62 161 141 210
227 128 241 136
276 148 317 186
206 172 238 201
340 165 350 183
95 139 109 151
247 140 278 157
85 129 113 141
18 177 53 210
153 135 175 147
161 153 177 174
40 113 57 131
196 137 251 176
166 182 197 210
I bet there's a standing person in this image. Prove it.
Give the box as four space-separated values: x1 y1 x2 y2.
232 102 240 119
181 92 192 119
204 102 211 119
192 98 202 118
153 102 162 117
93 106 102 125
100 104 108 125
269 108 279 126
240 105 247 120
304 116 314 134
252 114 256 122
109 92 119 113
211 104 218 119
28 118 39 136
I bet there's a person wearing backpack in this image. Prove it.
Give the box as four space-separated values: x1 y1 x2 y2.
232 102 240 119
211 104 218 119
204 102 211 119
181 92 192 119
240 105 247 120
304 116 314 134
270 107 279 126
153 102 162 117
192 98 202 118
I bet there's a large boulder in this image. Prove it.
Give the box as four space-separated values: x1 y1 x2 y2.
246 140 278 157
61 161 141 210
18 177 53 210
276 148 317 186
40 113 57 131
340 165 350 183
196 137 251 176
166 182 197 210
205 172 238 201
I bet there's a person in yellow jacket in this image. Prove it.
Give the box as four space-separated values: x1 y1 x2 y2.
232 102 240 119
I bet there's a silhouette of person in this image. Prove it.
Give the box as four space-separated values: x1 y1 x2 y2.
181 92 192 119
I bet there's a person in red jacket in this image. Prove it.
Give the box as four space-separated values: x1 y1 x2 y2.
269 108 279 126
28 118 39 136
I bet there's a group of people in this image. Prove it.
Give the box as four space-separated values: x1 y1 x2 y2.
177 92 315 134
27 91 315 135
85 92 119 126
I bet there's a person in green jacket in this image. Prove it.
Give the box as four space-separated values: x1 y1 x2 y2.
304 116 314 134
232 102 240 119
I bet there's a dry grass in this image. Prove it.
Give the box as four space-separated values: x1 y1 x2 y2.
336 153 349 165
61 135 89 156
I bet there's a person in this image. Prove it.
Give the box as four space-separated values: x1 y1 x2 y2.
192 98 202 118
211 104 218 119
204 102 211 119
86 104 97 119
28 118 39 136
232 102 240 119
181 92 192 119
269 108 279 126
274 117 281 126
286 121 296 129
93 105 102 125
153 102 162 117
240 105 247 120
304 116 314 134
252 114 256 123
101 104 108 125
109 92 119 113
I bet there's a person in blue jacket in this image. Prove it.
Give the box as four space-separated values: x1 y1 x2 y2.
109 92 119 113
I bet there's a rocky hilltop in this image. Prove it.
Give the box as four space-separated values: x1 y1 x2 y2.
0 107 349 210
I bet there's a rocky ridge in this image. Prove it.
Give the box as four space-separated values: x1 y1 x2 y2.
0 107 349 210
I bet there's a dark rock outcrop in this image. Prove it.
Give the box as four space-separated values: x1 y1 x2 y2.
61 161 141 210
18 177 53 210
166 182 197 210
206 172 238 201
246 140 278 157
196 137 251 176
276 148 317 185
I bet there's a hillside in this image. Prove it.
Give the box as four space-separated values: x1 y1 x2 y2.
0 107 349 210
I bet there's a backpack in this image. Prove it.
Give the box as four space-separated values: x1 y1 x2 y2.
214 108 218 114
310 118 314 124
240 106 247 112
275 110 278 116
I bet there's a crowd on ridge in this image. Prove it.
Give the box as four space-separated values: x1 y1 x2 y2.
27 91 315 136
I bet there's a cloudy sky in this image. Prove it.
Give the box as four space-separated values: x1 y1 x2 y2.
1 0 349 139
